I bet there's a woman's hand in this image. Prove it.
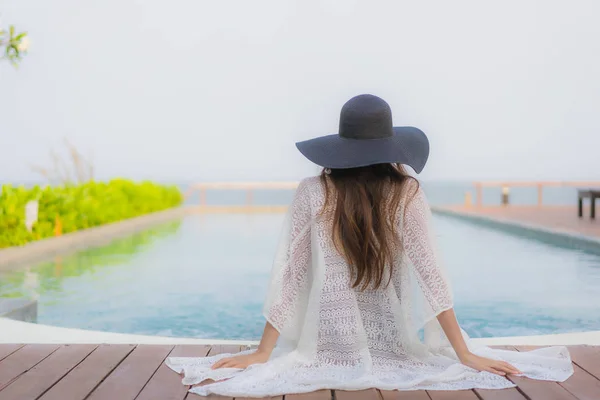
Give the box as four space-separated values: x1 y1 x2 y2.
435 310 522 376
459 352 522 376
211 350 270 370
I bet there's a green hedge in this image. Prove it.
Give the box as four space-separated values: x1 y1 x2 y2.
0 179 183 248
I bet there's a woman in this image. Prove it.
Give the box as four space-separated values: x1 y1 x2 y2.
167 94 573 397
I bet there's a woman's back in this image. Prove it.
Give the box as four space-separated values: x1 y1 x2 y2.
302 175 416 366
264 173 455 365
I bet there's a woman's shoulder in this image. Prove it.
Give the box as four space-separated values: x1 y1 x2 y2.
295 175 323 194
298 175 322 190
294 176 325 210
402 177 423 197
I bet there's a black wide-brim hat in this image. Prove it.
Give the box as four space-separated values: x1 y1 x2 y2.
296 94 429 173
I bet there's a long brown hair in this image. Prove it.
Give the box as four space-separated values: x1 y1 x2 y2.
320 163 419 291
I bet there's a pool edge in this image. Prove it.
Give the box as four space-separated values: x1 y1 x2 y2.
2 318 599 346
431 206 600 254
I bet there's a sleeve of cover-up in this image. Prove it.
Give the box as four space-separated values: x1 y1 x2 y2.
402 185 454 314
262 179 313 335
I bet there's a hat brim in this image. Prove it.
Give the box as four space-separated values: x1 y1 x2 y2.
295 126 429 174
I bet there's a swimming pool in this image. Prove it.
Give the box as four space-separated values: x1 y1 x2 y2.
1 213 599 340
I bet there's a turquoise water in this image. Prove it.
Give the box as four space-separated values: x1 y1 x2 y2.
1 213 600 339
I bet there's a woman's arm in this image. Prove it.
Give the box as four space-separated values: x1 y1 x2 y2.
437 308 521 375
257 321 279 355
212 322 279 369
436 309 469 358
403 185 521 376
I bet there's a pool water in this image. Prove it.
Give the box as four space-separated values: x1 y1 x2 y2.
1 214 599 340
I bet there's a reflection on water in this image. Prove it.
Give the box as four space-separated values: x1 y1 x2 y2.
0 221 182 301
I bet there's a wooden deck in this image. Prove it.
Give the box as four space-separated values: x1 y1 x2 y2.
439 206 600 239
0 344 598 400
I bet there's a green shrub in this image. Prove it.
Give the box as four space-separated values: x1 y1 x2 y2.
0 180 183 248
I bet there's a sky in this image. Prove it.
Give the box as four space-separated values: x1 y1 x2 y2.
1 0 599 183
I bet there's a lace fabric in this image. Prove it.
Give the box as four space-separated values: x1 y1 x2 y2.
166 176 573 397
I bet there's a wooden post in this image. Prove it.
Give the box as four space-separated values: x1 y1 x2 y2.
476 183 483 208
501 186 510 206
537 184 543 207
464 192 472 207
246 189 253 206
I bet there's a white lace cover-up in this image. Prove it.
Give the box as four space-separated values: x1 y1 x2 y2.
166 176 573 397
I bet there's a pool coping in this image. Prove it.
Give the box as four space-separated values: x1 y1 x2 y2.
431 206 600 254
2 317 600 346
0 206 198 272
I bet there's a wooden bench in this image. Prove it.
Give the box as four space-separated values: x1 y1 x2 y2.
578 189 600 219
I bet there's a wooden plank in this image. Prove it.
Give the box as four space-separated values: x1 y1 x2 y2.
559 363 600 400
475 387 527 400
184 345 243 400
508 373 577 400
286 391 331 400
384 386 522 400
136 345 210 400
381 390 431 400
39 344 135 400
0 345 23 362
471 347 519 400
441 206 600 239
207 345 244 357
0 344 97 400
0 344 59 391
427 390 479 399
336 389 380 400
471 351 526 400
379 353 521 400
87 345 173 400
515 345 600 400
508 346 577 400
568 345 600 379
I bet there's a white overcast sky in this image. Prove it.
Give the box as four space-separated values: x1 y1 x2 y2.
1 0 599 183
